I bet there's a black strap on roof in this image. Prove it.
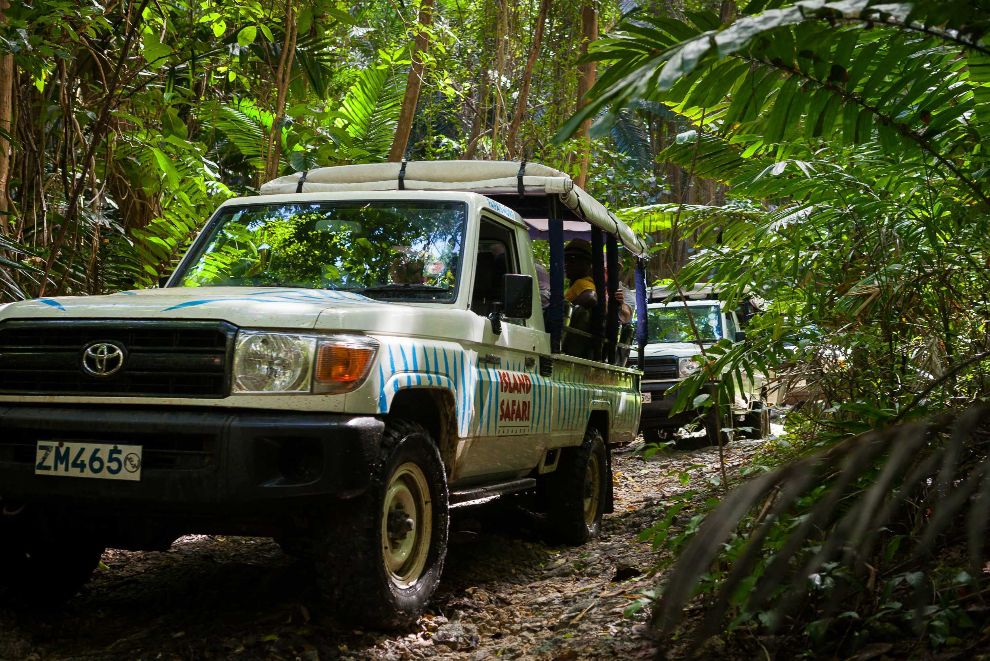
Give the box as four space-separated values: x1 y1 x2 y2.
398 159 408 190
296 170 308 193
517 159 527 197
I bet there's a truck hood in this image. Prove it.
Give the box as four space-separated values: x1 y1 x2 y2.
642 341 710 359
0 287 465 335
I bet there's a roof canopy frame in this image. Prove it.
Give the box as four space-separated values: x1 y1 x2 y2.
260 160 649 258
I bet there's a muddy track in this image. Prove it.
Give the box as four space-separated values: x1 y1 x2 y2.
0 441 762 661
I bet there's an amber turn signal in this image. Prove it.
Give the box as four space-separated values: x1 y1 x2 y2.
314 340 377 390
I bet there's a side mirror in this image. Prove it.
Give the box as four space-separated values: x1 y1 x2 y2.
503 274 533 320
734 330 747 342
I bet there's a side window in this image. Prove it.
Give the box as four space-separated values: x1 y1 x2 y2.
471 216 521 323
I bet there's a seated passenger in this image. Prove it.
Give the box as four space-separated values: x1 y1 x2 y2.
564 240 633 322
563 239 596 309
389 252 425 284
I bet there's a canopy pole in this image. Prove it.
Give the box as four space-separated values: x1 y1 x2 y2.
591 226 606 361
635 258 648 367
548 196 566 354
605 234 619 364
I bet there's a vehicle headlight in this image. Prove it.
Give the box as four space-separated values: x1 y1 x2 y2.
233 331 378 394
678 356 701 378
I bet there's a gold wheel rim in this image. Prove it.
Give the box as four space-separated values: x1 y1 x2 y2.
381 462 432 588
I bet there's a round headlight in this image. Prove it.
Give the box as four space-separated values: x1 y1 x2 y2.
234 333 313 393
678 356 701 378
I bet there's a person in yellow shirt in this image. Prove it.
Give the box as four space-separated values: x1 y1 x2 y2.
564 239 596 307
564 239 633 323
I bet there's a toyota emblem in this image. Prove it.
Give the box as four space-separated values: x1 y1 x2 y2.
82 342 126 377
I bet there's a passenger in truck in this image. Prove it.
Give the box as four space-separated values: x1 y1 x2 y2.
563 239 596 308
564 240 633 322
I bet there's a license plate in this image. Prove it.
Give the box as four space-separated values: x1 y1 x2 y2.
641 392 652 404
35 441 142 481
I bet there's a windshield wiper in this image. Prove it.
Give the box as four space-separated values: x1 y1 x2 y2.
360 284 449 295
358 282 450 294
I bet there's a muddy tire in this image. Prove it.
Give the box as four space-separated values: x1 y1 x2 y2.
740 406 771 440
315 419 449 630
0 513 104 605
544 427 609 545
703 405 732 447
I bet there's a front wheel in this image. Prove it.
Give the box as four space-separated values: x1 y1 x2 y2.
703 405 732 447
740 406 771 440
314 419 449 629
544 427 609 545
0 512 105 605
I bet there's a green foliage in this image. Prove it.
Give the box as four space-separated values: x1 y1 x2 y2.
336 63 407 162
566 0 990 654
653 406 990 655
1 0 661 301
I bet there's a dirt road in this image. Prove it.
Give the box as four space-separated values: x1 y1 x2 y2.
0 440 762 660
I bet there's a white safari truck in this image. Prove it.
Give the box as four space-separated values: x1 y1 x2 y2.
634 286 770 444
0 161 649 628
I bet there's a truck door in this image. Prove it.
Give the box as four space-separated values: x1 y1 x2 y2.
456 214 547 480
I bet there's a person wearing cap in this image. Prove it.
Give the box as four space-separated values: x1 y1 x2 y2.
564 239 596 308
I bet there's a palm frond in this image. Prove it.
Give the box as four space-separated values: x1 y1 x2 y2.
338 65 406 162
206 100 269 167
653 403 990 650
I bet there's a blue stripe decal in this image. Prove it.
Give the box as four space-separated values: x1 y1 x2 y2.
492 367 500 434
38 298 66 311
387 345 399 393
399 344 409 371
423 349 432 386
378 365 387 412
535 375 542 432
477 363 486 433
459 353 468 429
563 382 569 428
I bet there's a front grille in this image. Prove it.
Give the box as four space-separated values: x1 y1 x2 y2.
0 429 215 471
0 320 236 398
640 356 678 380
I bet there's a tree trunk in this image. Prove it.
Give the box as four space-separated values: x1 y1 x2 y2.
38 0 151 296
488 0 509 158
720 0 738 25
264 0 297 183
506 0 551 159
462 67 489 159
574 3 597 189
388 0 435 162
0 0 14 232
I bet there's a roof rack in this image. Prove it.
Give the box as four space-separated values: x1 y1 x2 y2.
261 160 648 257
648 285 722 302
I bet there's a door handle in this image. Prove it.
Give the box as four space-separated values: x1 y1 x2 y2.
479 354 501 367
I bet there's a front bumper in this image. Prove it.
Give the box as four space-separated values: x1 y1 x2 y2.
0 405 385 514
640 381 695 428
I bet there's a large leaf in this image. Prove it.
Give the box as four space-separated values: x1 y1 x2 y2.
338 65 406 162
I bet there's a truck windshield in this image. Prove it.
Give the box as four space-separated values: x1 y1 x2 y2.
173 201 466 301
647 304 723 343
